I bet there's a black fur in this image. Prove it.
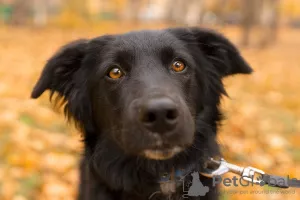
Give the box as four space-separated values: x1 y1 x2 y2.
31 27 252 200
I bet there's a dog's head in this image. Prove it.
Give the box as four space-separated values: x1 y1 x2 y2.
31 28 252 160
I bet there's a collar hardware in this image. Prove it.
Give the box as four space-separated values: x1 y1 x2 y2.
200 158 265 185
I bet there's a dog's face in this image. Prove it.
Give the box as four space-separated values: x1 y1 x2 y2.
90 31 199 160
31 28 252 160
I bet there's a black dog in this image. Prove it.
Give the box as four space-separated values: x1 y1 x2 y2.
31 27 252 200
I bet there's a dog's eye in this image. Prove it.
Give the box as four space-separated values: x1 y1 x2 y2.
107 67 124 79
171 60 186 72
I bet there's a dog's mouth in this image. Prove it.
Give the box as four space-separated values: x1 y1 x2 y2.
143 146 183 160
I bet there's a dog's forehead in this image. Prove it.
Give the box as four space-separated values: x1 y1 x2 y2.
113 30 181 52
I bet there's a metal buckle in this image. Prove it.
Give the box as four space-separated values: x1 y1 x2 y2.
200 158 230 177
200 158 265 184
241 166 265 184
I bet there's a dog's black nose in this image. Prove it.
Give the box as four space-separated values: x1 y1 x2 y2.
139 97 179 133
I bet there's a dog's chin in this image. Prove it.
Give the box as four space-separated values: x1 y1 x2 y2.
142 146 183 160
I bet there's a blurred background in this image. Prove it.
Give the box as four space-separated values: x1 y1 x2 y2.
0 0 300 199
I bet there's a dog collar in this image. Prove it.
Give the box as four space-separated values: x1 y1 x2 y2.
158 164 198 195
159 169 186 182
159 163 198 183
158 168 186 196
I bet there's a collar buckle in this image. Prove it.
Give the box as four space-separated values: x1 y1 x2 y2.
200 157 265 184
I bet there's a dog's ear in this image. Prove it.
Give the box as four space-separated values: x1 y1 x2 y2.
31 39 88 99
169 27 253 77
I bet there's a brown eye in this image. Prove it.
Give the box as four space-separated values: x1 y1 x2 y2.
107 67 124 79
171 60 186 72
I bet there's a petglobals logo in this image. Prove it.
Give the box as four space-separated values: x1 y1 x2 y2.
181 172 299 198
183 171 210 197
212 175 299 187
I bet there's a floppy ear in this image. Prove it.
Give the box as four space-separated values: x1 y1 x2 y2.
169 27 253 77
31 39 88 99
